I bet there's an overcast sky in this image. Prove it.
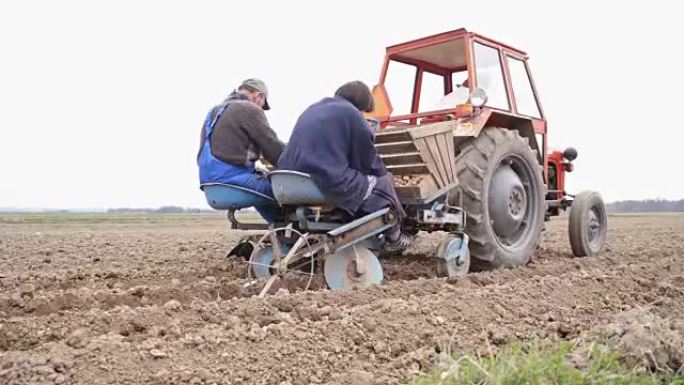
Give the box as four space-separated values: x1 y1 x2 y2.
1 0 682 209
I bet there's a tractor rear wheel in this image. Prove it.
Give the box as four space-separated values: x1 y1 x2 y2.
450 127 545 270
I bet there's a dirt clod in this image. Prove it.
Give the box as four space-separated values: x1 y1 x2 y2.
163 299 182 311
149 349 168 359
601 309 684 371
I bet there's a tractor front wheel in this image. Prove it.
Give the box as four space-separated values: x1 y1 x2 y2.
451 127 546 270
568 191 607 257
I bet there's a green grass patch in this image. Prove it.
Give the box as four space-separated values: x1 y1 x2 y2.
412 341 683 385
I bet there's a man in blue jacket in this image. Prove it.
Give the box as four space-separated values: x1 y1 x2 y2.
278 81 411 251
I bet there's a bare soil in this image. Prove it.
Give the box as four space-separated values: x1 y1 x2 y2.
1 213 683 384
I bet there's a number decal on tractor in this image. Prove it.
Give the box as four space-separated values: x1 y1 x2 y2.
454 122 475 136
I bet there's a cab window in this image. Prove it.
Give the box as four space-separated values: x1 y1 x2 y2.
473 42 509 110
418 71 445 112
384 60 416 116
507 56 542 118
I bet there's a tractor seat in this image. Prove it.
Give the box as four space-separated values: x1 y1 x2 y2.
200 183 276 210
268 170 331 206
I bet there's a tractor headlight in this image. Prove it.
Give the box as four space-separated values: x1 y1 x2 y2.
563 147 578 161
470 88 488 107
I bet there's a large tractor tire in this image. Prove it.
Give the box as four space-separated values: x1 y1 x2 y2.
568 190 607 257
450 127 545 270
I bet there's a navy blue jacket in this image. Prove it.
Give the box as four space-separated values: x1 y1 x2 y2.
278 96 386 214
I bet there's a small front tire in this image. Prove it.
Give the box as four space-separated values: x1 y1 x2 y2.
568 191 608 257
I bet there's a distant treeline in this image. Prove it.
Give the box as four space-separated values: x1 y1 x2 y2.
106 206 209 214
607 199 684 213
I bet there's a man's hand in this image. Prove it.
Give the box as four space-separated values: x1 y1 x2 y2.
255 159 270 174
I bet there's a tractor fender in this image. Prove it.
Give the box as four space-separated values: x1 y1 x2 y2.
454 109 542 156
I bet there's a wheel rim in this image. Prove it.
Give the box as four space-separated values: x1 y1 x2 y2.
487 155 540 250
586 206 603 249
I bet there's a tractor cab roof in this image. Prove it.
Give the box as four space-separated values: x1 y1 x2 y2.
386 29 528 72
370 28 544 127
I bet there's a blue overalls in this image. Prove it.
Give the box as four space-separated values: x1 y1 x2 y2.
198 102 279 223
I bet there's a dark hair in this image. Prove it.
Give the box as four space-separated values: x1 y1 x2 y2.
334 81 374 112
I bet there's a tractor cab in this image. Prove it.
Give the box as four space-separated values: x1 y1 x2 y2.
368 29 544 124
368 29 545 132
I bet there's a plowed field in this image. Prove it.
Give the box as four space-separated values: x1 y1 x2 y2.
1 213 682 384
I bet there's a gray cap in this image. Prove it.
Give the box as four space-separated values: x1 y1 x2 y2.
239 78 270 110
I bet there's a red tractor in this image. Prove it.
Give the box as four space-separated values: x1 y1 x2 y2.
214 29 608 294
366 28 608 269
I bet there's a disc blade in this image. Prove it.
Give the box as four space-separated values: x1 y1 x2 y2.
436 235 470 277
251 245 290 279
324 246 383 292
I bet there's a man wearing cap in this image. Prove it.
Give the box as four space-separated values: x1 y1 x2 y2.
197 78 285 222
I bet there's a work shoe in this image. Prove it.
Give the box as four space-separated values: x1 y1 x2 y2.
383 233 412 253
